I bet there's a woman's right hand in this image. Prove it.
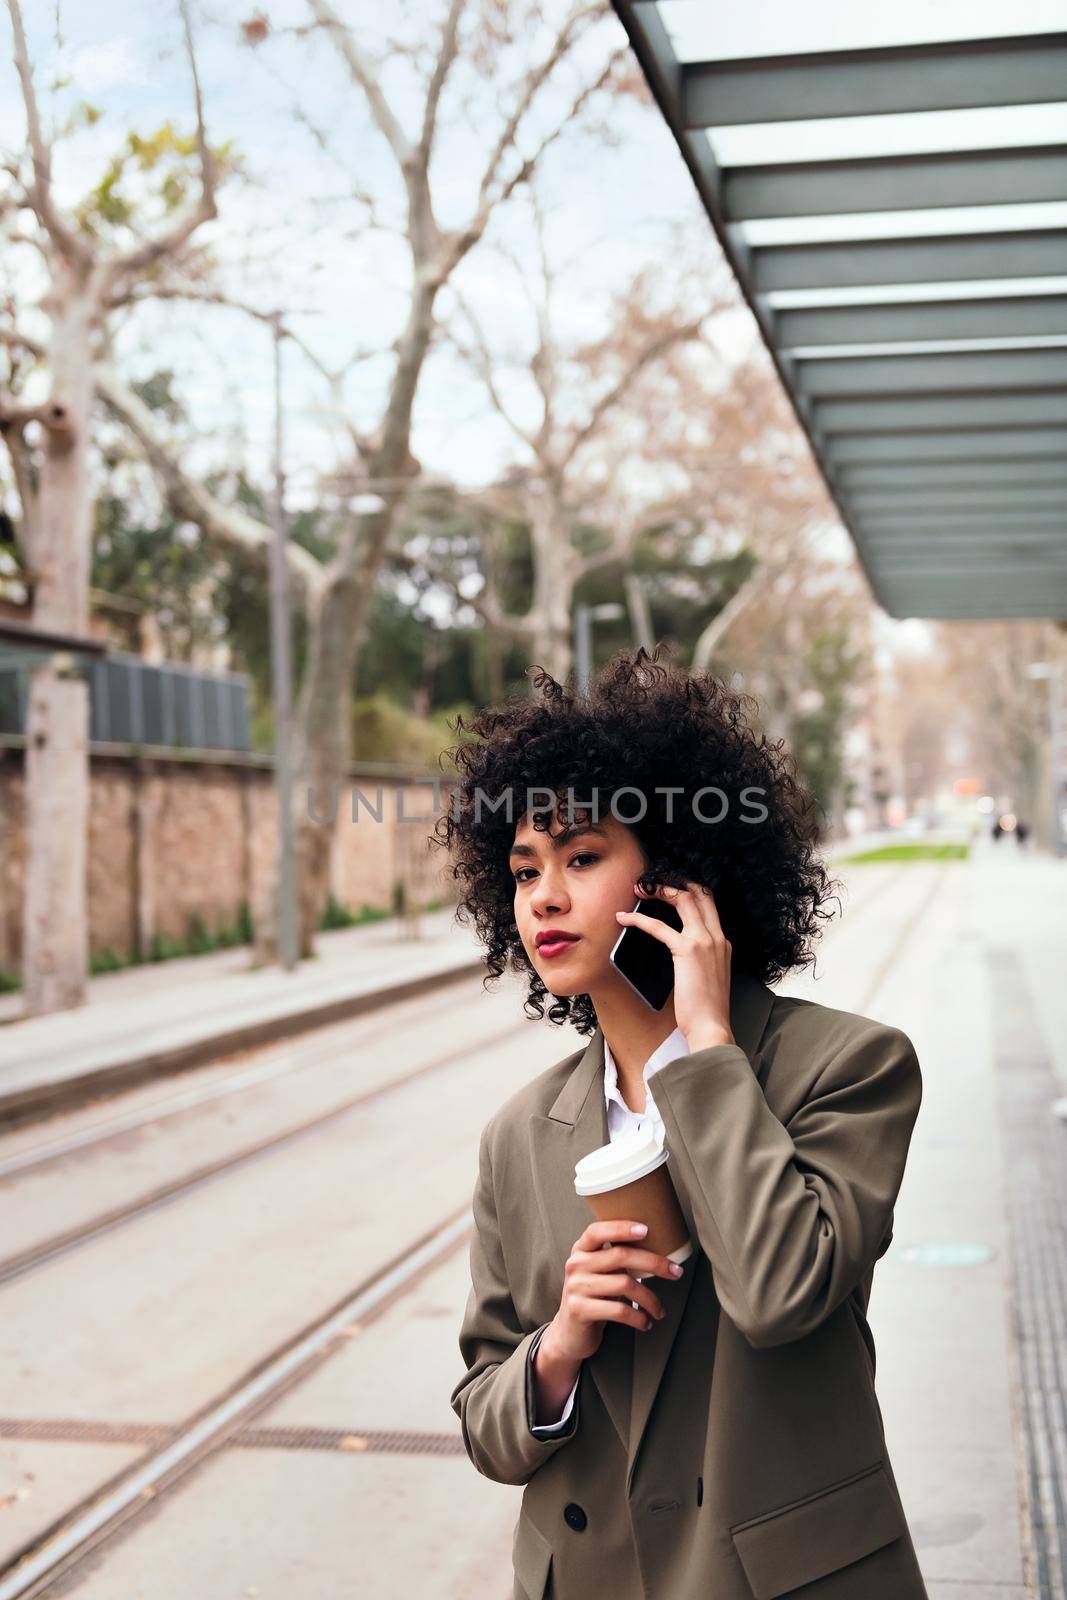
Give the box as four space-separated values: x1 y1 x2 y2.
545 1218 682 1364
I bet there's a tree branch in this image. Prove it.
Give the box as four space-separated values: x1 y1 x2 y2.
559 315 708 471
387 543 532 643
6 0 92 266
110 284 382 460
0 397 74 435
445 32 625 276
691 566 773 675
0 419 40 570
94 365 326 605
109 0 217 279
418 0 466 168
307 0 416 184
448 291 537 451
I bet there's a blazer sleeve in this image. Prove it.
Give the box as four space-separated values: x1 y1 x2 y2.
450 1116 581 1485
649 1019 922 1349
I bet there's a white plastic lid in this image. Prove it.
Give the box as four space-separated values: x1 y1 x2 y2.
574 1129 669 1196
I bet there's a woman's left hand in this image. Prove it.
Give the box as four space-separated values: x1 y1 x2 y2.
615 879 736 1051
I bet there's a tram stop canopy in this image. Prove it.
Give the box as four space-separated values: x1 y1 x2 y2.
611 1 1067 620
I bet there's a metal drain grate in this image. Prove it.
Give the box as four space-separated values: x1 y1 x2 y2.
236 1425 467 1456
0 1417 466 1456
988 947 1067 1600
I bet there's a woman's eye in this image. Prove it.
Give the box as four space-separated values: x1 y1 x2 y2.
513 851 598 885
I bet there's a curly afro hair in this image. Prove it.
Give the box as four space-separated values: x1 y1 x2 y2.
430 644 842 1035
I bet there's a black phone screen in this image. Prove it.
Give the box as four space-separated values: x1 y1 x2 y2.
608 896 683 1011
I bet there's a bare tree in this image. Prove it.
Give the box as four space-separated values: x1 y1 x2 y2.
440 185 736 677
103 1 632 961
931 620 1067 832
425 212 839 687
0 0 218 1014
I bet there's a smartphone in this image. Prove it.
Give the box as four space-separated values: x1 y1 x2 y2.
609 895 683 1011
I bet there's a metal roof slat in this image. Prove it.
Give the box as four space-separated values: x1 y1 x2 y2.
837 460 1067 486
753 231 1067 293
777 294 1067 348
828 427 1067 462
814 391 1067 431
848 485 1067 507
851 502 1067 521
796 349 1067 396
723 146 1067 222
682 35 1067 128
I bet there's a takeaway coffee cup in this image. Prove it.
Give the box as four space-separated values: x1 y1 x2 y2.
574 1130 692 1278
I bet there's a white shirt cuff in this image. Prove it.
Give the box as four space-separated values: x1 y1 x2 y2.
527 1323 579 1434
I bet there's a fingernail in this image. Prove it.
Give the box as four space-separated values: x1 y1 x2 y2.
631 1223 648 1236
669 1262 683 1276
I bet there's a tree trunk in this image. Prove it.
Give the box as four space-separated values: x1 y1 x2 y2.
251 283 441 961
22 273 98 1015
527 486 575 685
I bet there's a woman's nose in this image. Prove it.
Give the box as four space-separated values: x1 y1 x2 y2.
531 874 567 911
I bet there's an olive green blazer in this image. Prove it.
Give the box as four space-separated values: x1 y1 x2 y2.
450 969 929 1600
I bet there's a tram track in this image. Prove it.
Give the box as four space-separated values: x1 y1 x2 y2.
0 1207 476 1599
0 1014 522 1288
0 977 490 1182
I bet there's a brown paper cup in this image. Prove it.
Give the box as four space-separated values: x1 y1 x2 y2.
574 1133 692 1265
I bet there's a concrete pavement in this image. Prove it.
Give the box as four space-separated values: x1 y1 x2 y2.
0 907 484 1124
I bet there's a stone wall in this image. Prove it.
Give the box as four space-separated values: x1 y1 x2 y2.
0 741 459 973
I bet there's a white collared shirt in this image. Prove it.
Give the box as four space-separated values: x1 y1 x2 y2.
529 1025 691 1435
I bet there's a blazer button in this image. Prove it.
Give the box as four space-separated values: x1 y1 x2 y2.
563 1503 587 1532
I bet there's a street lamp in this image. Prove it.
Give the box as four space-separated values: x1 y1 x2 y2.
1025 660 1066 857
574 602 625 693
268 313 298 971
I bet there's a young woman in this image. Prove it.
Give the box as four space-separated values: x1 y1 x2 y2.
440 647 929 1600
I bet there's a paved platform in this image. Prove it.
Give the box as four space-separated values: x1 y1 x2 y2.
0 908 484 1124
0 837 1061 1594
782 836 1066 1599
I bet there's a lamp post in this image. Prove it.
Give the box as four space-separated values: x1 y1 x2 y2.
1025 660 1066 858
574 602 625 693
268 313 298 970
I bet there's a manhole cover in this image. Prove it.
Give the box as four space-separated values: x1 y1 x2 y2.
891 1242 994 1267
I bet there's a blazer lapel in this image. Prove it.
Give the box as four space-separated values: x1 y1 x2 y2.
528 970 777 1469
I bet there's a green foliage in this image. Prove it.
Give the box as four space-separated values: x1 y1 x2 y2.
186 911 213 954
840 842 970 863
0 968 21 993
318 895 392 930
234 900 254 943
138 902 253 965
71 122 239 241
352 691 474 767
789 625 864 826
320 892 355 930
88 947 124 975
148 930 185 962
